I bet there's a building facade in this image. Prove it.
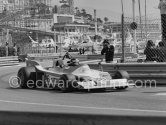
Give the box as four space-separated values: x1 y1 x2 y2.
53 14 74 24
0 0 52 13
105 18 161 42
53 23 90 33
58 0 74 15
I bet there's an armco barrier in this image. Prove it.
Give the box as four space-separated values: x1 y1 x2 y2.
27 53 139 62
88 62 166 85
0 56 19 66
27 53 98 62
26 59 101 68
0 111 166 125
27 52 78 61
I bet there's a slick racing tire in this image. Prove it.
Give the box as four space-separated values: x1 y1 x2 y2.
58 74 78 92
113 70 129 90
113 70 130 79
17 67 36 89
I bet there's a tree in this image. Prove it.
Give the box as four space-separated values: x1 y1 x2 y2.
30 8 36 17
97 18 103 24
75 7 78 12
81 9 87 17
2 7 7 15
86 14 92 20
11 32 31 54
75 7 81 16
45 7 50 14
0 7 7 20
37 3 50 14
52 5 58 13
104 17 109 23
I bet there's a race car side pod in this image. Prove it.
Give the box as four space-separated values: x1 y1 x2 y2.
0 111 166 125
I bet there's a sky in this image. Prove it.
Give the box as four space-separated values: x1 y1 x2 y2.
53 0 160 21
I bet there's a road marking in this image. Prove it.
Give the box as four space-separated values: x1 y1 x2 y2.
155 93 166 96
0 99 166 113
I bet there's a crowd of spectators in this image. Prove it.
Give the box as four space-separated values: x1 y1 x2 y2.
144 40 166 62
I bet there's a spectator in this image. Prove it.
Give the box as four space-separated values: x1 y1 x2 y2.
158 0 166 43
17 47 20 56
79 47 85 55
13 43 17 56
5 42 8 56
144 40 158 62
101 39 115 63
56 46 58 53
68 47 72 52
157 41 166 62
79 48 82 55
82 47 85 55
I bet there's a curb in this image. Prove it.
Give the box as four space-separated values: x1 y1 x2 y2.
0 63 19 67
0 111 166 125
0 56 19 67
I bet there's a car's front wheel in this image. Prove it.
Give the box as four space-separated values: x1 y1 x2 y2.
113 70 129 90
57 74 78 92
17 67 36 89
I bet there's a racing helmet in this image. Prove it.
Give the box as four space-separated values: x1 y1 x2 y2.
69 58 79 66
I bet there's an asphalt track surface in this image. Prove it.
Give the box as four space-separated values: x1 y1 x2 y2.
0 64 166 117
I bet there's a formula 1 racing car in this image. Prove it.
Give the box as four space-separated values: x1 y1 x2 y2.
17 53 133 92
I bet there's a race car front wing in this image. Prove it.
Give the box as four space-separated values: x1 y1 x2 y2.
77 79 134 89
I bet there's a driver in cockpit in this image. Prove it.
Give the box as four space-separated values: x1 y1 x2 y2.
54 52 79 68
63 52 79 66
63 52 72 60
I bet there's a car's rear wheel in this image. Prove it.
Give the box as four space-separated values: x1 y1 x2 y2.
17 67 36 89
112 70 129 90
58 74 78 92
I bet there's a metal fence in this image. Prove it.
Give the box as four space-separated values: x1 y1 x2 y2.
122 16 163 62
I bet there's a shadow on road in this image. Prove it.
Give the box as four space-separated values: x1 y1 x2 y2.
143 91 166 94
7 87 130 94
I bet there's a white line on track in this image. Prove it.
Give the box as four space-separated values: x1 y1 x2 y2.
155 93 166 96
0 99 166 113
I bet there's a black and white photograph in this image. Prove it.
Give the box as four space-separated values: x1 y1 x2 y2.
0 0 166 125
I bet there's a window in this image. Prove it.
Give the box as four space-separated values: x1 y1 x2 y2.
57 16 73 23
8 0 15 3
